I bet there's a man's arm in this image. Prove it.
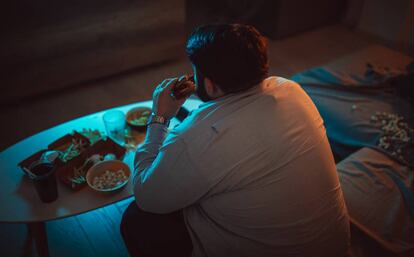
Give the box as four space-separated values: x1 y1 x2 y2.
132 77 209 214
133 123 209 214
133 123 168 179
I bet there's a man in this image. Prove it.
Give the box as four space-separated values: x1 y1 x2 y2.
121 23 351 257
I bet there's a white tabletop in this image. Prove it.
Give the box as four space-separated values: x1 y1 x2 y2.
0 99 202 223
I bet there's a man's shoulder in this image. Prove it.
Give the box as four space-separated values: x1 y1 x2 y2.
169 106 218 142
264 76 300 88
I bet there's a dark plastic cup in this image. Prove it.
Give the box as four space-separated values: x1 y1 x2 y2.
30 163 59 203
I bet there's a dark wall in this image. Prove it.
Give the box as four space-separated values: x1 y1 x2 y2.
356 0 414 56
0 0 186 105
185 0 346 39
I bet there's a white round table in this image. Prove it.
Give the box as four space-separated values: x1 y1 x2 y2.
0 99 202 257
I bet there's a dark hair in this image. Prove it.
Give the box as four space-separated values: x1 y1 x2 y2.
186 23 269 93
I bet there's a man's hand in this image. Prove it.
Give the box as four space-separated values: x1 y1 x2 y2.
152 76 189 119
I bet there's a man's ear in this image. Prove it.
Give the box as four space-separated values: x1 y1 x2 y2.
204 77 225 98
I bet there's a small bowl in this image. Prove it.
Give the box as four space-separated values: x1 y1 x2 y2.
86 160 131 192
126 107 152 132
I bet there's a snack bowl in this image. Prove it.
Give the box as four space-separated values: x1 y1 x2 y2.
86 160 131 192
126 107 152 132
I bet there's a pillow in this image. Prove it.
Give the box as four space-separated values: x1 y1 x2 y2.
337 147 414 256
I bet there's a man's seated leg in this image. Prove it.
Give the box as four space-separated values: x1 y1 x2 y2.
120 201 193 257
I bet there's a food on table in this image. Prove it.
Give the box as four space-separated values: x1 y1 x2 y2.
80 129 103 145
90 154 104 164
57 138 88 162
129 111 151 126
71 168 86 185
70 154 104 185
92 169 129 190
20 128 127 190
104 153 116 160
126 107 153 138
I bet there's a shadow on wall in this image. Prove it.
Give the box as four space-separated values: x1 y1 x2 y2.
355 0 414 57
185 0 346 39
0 0 187 105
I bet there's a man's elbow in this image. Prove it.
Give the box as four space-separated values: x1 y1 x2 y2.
134 198 172 214
133 187 176 214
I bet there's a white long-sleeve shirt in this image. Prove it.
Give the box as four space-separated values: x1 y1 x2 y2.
133 76 351 257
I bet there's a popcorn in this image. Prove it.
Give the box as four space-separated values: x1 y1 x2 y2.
92 169 128 190
371 111 413 164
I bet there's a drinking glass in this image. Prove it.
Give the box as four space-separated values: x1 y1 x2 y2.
103 110 126 144
29 162 58 203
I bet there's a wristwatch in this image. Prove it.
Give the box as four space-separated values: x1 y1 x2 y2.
147 113 170 127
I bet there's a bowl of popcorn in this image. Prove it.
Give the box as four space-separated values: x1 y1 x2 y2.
86 160 131 192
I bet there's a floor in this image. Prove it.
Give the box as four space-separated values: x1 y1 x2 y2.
0 201 399 257
0 24 401 257
0 198 134 257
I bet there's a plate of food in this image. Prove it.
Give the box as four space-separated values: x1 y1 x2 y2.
126 107 152 132
86 160 131 192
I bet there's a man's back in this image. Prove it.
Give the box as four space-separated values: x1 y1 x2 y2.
172 77 350 257
123 23 350 257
